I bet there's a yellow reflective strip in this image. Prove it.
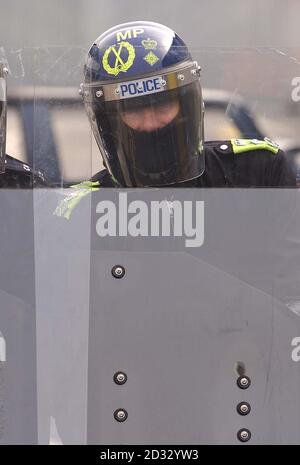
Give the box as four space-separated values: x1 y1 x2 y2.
70 181 100 189
54 181 101 219
230 139 279 155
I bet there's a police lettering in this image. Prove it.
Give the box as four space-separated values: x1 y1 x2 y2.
116 28 144 42
119 77 162 98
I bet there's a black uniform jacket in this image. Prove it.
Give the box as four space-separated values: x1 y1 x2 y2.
0 154 47 188
91 140 296 188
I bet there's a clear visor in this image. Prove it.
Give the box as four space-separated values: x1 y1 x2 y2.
83 77 205 187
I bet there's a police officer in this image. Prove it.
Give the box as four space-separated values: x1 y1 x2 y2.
80 21 295 188
0 63 46 188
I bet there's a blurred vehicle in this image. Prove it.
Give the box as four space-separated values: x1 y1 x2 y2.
5 86 300 186
203 89 264 141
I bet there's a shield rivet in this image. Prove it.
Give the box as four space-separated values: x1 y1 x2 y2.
114 409 128 422
111 265 125 279
237 376 251 389
237 428 251 442
114 372 127 385
237 402 251 416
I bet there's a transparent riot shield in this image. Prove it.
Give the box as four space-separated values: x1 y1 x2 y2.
0 59 7 174
1 35 300 445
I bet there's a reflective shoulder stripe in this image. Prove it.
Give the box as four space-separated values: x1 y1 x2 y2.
230 138 280 155
53 180 100 220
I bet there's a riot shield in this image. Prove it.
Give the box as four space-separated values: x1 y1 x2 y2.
0 52 8 173
1 40 300 445
32 186 300 445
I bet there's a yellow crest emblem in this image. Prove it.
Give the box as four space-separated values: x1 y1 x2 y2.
102 41 135 76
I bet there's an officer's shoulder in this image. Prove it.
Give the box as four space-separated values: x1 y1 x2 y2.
5 154 32 174
5 154 47 186
205 138 282 157
91 168 116 186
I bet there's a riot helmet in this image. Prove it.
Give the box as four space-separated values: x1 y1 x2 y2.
81 21 204 187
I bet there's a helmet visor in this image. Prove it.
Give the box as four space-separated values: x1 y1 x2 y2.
83 77 204 187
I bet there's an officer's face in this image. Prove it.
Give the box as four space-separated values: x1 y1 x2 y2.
121 100 179 132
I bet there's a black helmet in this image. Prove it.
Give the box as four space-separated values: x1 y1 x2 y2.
0 63 7 174
81 21 204 187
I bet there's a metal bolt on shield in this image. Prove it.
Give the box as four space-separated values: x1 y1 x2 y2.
114 409 128 422
111 265 125 279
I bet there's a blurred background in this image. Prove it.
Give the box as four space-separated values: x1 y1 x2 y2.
0 0 299 185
